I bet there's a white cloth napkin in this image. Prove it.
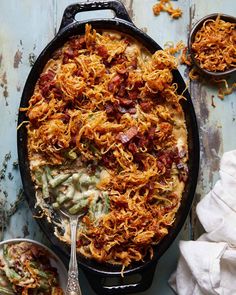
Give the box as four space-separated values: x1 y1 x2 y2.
169 150 236 295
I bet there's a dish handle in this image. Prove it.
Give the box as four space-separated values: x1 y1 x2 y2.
59 0 133 32
83 261 157 295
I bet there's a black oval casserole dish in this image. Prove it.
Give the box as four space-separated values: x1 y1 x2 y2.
17 1 200 294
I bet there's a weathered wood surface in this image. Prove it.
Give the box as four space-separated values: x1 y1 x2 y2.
0 1 235 294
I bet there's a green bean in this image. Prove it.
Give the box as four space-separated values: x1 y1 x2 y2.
72 173 82 190
34 170 42 184
79 175 97 189
73 191 84 202
89 195 99 216
79 174 92 186
56 192 71 205
34 269 50 279
68 198 89 215
103 192 110 214
37 279 50 290
0 286 15 295
41 172 49 199
6 269 21 281
44 166 53 181
3 246 14 268
89 144 101 158
95 201 103 218
49 174 71 188
89 192 110 220
62 175 73 185
3 245 8 258
66 185 75 199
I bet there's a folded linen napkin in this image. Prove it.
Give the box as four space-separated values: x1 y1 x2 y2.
169 150 236 295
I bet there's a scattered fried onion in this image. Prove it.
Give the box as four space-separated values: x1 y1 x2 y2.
153 0 182 19
214 80 236 99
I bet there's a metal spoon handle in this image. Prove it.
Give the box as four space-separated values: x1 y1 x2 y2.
66 215 82 295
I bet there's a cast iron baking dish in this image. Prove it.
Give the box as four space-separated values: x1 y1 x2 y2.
17 1 200 294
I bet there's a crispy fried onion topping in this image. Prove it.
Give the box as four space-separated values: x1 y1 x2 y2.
25 24 188 268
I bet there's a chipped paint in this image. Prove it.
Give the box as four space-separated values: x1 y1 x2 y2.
29 52 36 67
189 69 224 241
0 72 9 103
1 71 7 85
8 172 13 180
16 85 21 92
3 87 8 100
123 0 134 20
22 224 30 237
140 27 148 33
199 87 210 124
0 152 11 180
14 49 23 68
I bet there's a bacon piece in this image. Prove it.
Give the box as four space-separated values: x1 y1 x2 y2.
114 112 122 122
69 36 86 49
102 152 117 169
39 70 55 87
135 80 144 88
112 75 121 84
119 98 134 107
108 75 121 92
157 160 165 171
140 101 152 112
128 142 138 154
117 126 138 144
63 45 79 63
64 48 75 59
97 45 109 60
38 70 56 96
138 137 149 149
63 55 69 64
117 83 126 97
41 84 52 97
105 103 114 115
128 89 139 100
159 153 173 169
147 127 156 140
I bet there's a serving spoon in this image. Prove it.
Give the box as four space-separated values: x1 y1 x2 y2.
60 209 86 295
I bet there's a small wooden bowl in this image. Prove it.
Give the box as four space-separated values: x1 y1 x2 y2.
188 13 236 78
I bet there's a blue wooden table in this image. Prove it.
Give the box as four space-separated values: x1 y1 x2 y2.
0 1 235 294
